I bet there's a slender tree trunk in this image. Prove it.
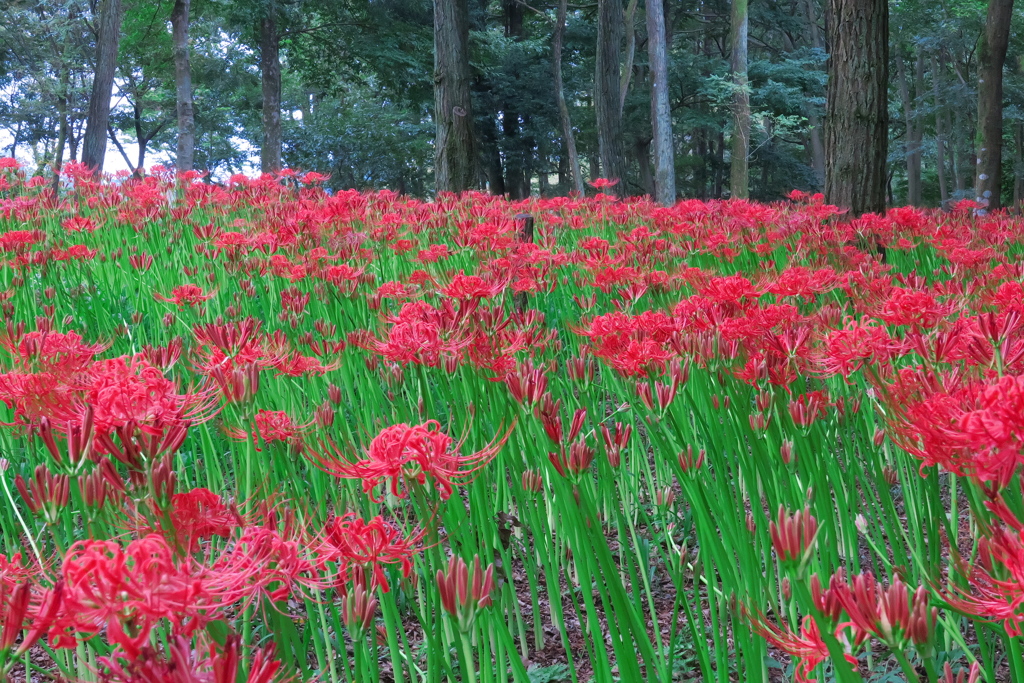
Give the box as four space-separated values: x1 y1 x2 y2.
620 0 640 113
636 139 654 195
595 0 628 194
646 0 675 204
260 7 282 173
171 0 195 172
932 53 948 207
1014 121 1024 210
975 0 1014 212
824 0 888 216
802 0 825 186
81 0 123 173
729 0 750 199
553 0 585 195
896 48 921 205
434 0 476 192
502 0 528 199
51 68 70 193
955 108 967 193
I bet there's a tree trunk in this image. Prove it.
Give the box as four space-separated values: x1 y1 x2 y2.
802 0 825 187
81 0 123 174
171 0 195 172
729 0 750 199
595 0 627 194
636 139 654 196
553 0 585 195
932 53 948 207
824 0 888 216
260 7 282 173
975 0 1014 213
646 0 675 204
51 67 70 193
895 48 921 205
502 0 530 199
1014 121 1024 211
434 0 477 192
620 0 640 113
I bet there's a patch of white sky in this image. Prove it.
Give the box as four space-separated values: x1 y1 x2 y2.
0 28 305 180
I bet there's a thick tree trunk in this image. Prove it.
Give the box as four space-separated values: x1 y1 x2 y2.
729 0 750 199
975 0 1014 212
81 0 123 174
260 8 282 173
434 0 477 192
646 0 675 204
932 53 949 207
553 0 585 195
595 0 627 194
171 0 195 172
824 0 888 216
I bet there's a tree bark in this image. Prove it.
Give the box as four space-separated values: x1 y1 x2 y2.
595 0 627 194
932 52 948 207
260 6 282 173
824 0 888 216
553 0 585 195
802 0 825 187
51 67 70 193
729 0 750 199
895 48 921 205
81 0 123 174
1014 121 1024 210
171 0 195 172
975 0 1014 212
646 0 675 205
620 0 640 113
434 0 477 192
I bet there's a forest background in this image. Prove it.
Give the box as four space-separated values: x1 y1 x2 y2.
0 0 1018 209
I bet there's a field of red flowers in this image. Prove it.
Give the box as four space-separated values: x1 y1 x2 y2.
0 161 1021 683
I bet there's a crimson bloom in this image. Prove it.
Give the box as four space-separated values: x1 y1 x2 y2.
308 420 509 501
154 284 215 309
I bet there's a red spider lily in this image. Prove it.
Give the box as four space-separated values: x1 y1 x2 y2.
600 421 632 468
96 634 290 683
315 514 421 592
943 524 1024 636
2 329 108 376
226 409 310 452
52 535 217 656
744 611 846 683
435 554 494 632
768 505 818 573
342 581 378 638
308 420 509 501
138 488 241 554
0 580 63 671
34 408 94 469
14 465 70 524
84 356 219 436
154 284 215 309
677 445 705 473
206 525 323 606
439 272 507 299
588 177 618 190
830 570 934 648
548 440 596 478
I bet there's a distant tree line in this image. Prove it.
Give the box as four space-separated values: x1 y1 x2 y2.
0 0 1020 212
